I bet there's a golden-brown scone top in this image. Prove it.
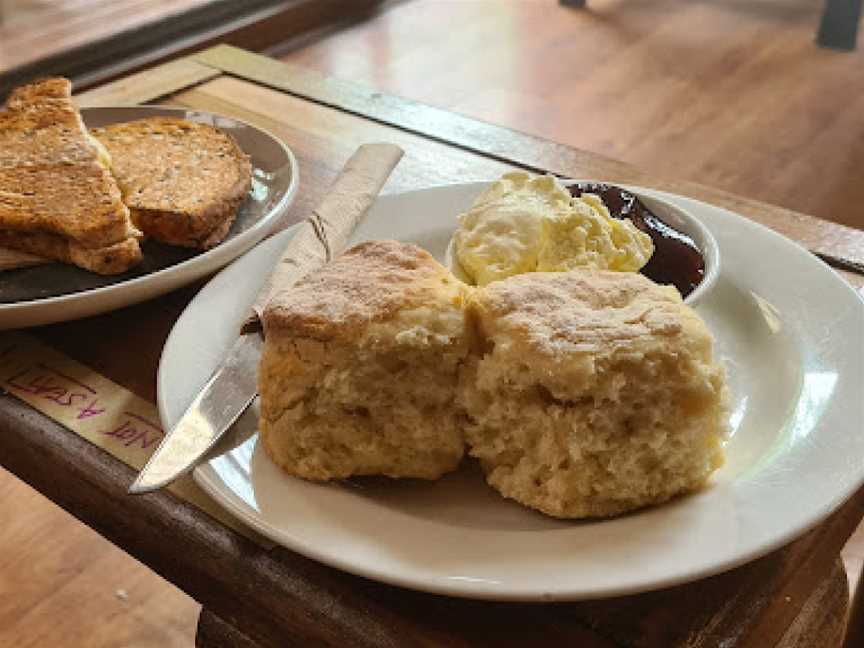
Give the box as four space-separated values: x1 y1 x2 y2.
469 268 710 358
0 78 140 251
263 239 466 339
92 117 252 249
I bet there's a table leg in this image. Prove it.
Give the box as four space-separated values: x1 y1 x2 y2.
190 560 850 648
817 0 862 50
196 609 263 648
844 568 864 648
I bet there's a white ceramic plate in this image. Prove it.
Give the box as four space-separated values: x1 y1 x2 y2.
1 106 299 329
159 182 864 601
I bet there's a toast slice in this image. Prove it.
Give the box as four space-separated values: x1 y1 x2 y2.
0 78 142 274
92 117 252 249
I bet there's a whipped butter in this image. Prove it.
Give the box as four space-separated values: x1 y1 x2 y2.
453 172 654 286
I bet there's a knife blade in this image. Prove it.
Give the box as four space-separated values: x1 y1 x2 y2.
129 334 261 493
129 143 404 494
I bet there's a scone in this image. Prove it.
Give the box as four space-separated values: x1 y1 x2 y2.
461 269 727 518
259 240 472 480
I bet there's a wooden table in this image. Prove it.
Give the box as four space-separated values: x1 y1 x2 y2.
4 45 864 648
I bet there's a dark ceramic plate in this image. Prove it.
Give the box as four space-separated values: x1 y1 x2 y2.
1 106 299 328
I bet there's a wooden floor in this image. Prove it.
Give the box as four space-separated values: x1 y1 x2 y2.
0 468 199 647
2 0 864 645
0 0 214 73
282 0 864 231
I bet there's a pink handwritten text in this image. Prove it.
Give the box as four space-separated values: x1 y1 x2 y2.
6 363 105 419
101 412 164 450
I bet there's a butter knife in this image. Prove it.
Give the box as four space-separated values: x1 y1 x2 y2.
129 143 404 494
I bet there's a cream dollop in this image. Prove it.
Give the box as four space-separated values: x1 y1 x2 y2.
453 172 653 286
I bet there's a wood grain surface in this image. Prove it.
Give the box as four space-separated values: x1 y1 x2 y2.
0 468 198 647
279 0 864 232
780 559 848 648
0 0 214 72
1 393 854 648
75 57 220 108
193 45 864 274
2 45 863 648
1 0 391 98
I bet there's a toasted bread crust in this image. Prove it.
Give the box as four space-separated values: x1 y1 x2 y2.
129 190 245 250
196 192 246 249
0 229 141 275
0 79 140 252
93 117 252 249
6 77 70 106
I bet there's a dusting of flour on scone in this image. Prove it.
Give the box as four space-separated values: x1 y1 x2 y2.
460 268 728 518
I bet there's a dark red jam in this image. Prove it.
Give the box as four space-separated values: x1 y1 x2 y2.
568 182 705 298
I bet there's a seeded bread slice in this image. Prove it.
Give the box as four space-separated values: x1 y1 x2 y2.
93 117 252 249
0 78 142 274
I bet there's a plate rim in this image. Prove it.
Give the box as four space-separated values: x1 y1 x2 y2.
1 105 299 327
160 181 864 601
